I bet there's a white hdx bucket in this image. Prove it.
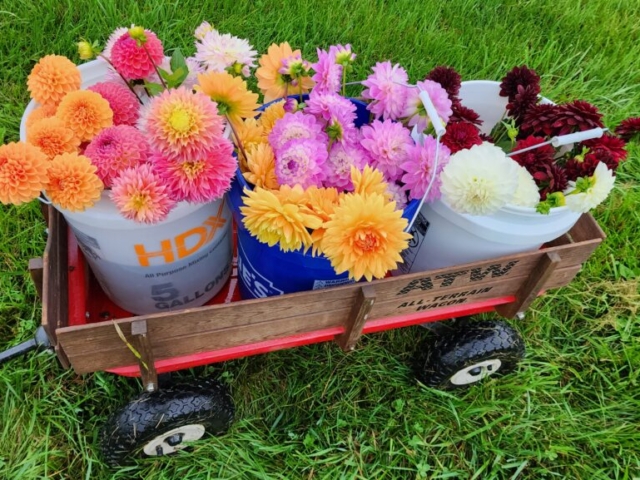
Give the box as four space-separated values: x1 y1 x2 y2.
398 81 581 273
21 60 233 314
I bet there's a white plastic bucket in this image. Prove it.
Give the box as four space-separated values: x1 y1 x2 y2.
21 60 234 314
398 80 581 273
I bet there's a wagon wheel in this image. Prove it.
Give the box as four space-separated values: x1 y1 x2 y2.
100 378 234 467
417 319 525 390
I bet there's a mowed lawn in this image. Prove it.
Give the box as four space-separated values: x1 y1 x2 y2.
0 0 639 478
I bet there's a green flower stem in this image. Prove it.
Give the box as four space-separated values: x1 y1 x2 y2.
142 44 168 90
98 54 144 104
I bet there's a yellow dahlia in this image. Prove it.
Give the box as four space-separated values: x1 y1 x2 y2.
56 90 114 142
25 104 58 131
27 117 81 160
351 165 392 200
240 186 322 252
45 153 103 212
196 71 260 127
235 117 266 170
243 143 279 190
27 55 81 107
256 43 314 103
258 99 286 136
322 192 411 281
303 186 341 256
0 142 49 205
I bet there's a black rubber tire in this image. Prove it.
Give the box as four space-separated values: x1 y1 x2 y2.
100 378 234 467
417 319 525 390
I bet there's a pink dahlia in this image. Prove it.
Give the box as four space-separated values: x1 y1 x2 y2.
103 27 128 60
362 61 409 121
110 30 164 80
400 136 451 201
311 48 342 94
305 90 356 124
110 163 176 224
155 137 235 203
403 79 453 133
274 138 328 188
88 81 140 126
268 111 327 152
139 87 224 162
329 44 356 66
385 182 408 210
360 119 413 182
441 122 483 154
323 143 371 190
85 125 150 187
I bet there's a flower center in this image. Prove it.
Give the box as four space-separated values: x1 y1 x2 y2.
168 109 192 133
131 193 150 211
180 161 206 180
353 228 380 253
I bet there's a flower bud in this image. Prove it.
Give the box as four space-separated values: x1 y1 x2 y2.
128 26 147 44
77 40 95 60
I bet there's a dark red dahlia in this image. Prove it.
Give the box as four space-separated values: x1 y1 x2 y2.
427 66 462 100
479 133 494 142
520 103 560 137
614 117 640 142
450 101 483 126
510 136 555 169
507 84 540 124
564 149 617 181
531 163 568 200
582 134 627 162
441 122 483 153
499 65 541 100
549 100 604 136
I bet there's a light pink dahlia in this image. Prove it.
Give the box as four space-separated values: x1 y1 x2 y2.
88 81 140 126
400 136 451 202
268 111 328 152
84 125 150 187
110 30 164 80
360 119 413 182
275 138 328 188
195 29 257 78
110 163 176 224
311 48 342 94
154 137 235 203
139 87 224 162
362 61 409 121
403 79 452 133
329 44 356 66
305 90 356 124
385 182 409 210
323 143 370 191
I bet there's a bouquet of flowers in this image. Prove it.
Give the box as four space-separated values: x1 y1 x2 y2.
233 42 476 281
0 23 261 223
421 65 640 216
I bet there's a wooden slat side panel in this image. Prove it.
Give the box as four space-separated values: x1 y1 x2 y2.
63 309 349 374
58 265 581 374
568 214 606 243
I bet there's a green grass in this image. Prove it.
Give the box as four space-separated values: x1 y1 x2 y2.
1 0 639 478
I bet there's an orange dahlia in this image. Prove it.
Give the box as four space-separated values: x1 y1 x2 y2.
197 71 260 127
0 142 49 205
258 99 286 136
27 55 81 107
303 186 341 255
256 43 314 103
27 117 81 160
243 143 278 189
25 104 58 131
45 153 103 212
351 165 392 200
321 192 411 281
56 90 114 142
235 117 265 170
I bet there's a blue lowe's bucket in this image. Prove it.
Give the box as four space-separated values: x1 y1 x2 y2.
229 96 418 299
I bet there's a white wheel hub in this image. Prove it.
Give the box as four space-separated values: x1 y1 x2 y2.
142 424 206 456
450 359 502 385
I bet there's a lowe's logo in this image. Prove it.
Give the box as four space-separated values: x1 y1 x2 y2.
237 242 284 298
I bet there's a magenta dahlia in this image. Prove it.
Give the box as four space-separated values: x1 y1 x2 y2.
275 138 328 188
84 125 150 187
88 81 140 126
110 30 164 80
361 61 409 121
360 119 413 182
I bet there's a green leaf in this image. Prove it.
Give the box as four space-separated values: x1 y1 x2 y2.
170 66 189 88
0 126 5 144
144 81 165 96
170 48 187 75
